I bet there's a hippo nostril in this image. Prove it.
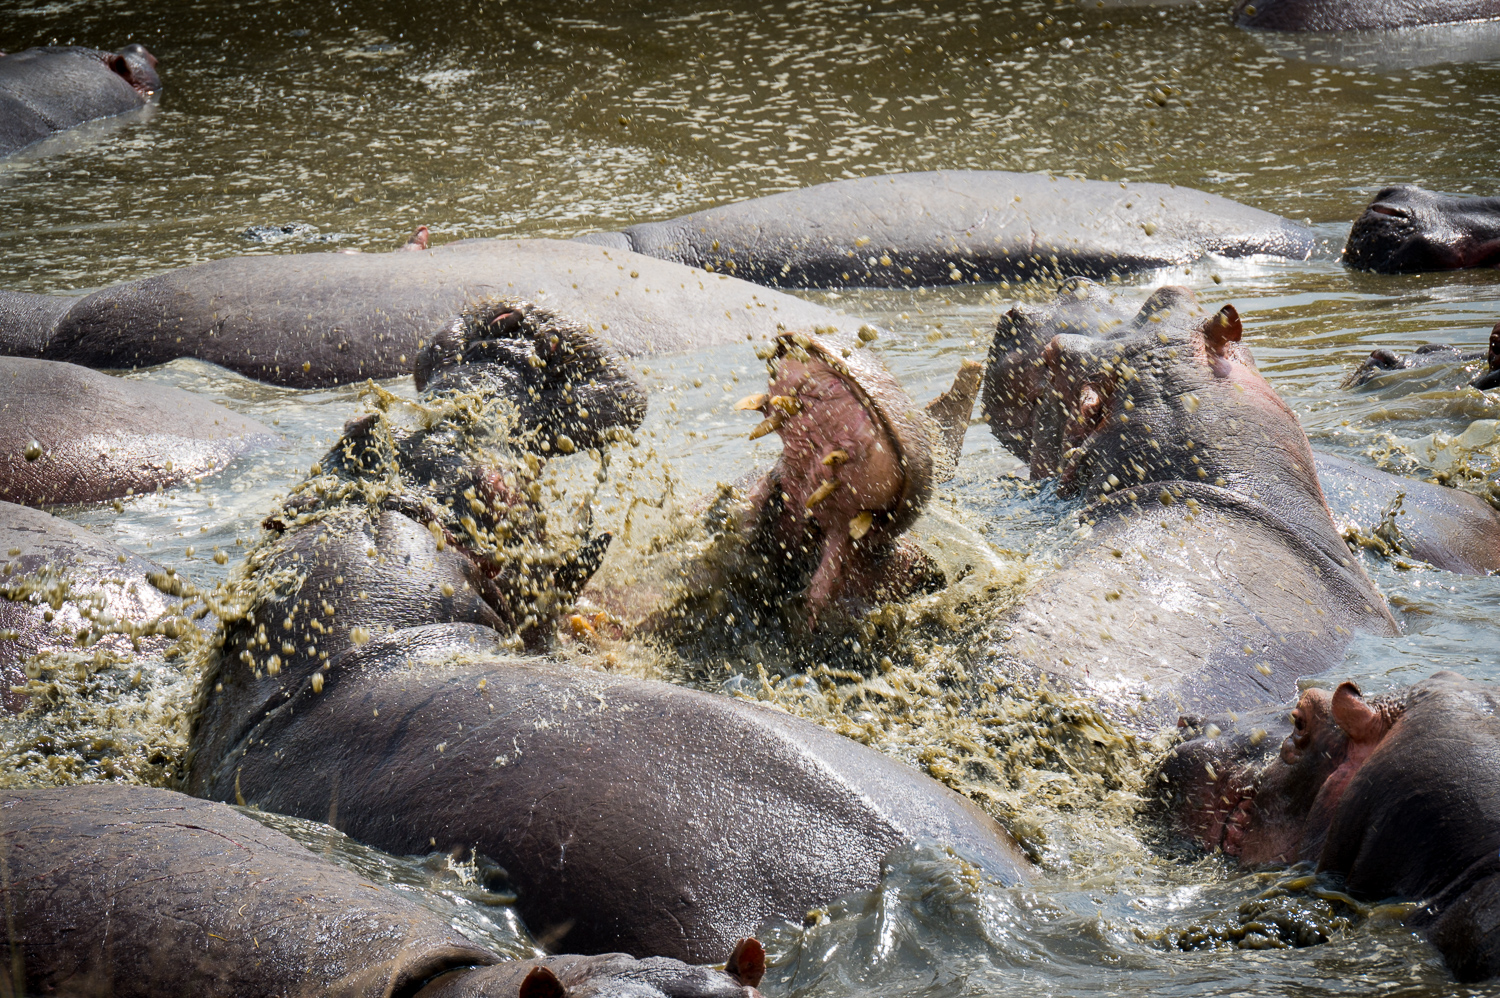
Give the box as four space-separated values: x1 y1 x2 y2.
1368 204 1409 219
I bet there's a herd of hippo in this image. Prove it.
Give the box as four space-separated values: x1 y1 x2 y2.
4 4 1500 996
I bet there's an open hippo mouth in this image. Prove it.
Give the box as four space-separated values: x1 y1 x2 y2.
734 328 949 623
291 298 647 633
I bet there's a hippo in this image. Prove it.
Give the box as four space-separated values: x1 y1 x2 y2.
0 785 765 997
576 171 1318 289
0 357 277 506
185 297 1030 963
0 44 159 157
0 238 877 388
1344 186 1500 274
1342 324 1500 391
976 279 1397 724
1316 452 1500 575
1234 0 1500 30
0 500 197 713
1156 671 1500 982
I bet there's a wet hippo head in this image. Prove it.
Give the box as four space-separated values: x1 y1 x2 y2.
1159 672 1500 981
104 43 160 97
1342 324 1500 390
735 326 951 622
985 284 1325 515
273 297 646 638
1344 186 1500 274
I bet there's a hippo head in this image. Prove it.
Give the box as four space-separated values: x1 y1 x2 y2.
732 326 972 623
1342 324 1500 390
306 298 646 634
1157 672 1500 980
105 43 160 97
983 283 1325 516
1344 186 1500 274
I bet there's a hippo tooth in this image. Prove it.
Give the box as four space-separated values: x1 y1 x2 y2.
822 449 850 467
849 511 874 540
770 394 802 416
806 479 842 508
748 411 786 440
735 393 770 412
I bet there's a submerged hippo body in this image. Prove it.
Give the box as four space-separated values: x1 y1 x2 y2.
0 44 159 157
0 501 184 712
576 171 1317 289
1159 672 1500 982
1344 186 1500 273
0 357 277 506
1316 453 1500 575
0 785 764 998
0 238 873 388
187 298 1028 963
1234 0 1500 30
977 281 1396 723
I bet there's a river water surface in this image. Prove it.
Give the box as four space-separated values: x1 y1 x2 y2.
2 1 1499 995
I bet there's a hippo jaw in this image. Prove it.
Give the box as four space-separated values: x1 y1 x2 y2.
1344 186 1500 274
1158 682 1408 868
736 328 935 623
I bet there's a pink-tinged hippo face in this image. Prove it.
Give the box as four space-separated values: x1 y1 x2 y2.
984 283 1326 513
1344 185 1500 274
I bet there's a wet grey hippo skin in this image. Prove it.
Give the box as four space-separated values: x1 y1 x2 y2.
185 298 1029 963
0 501 189 713
1316 453 1500 576
574 171 1317 289
0 238 877 388
1234 0 1500 30
0 357 277 506
1344 186 1500 273
0 785 765 998
977 280 1397 724
0 44 159 157
1158 671 1500 982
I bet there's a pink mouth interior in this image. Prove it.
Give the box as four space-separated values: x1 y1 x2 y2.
750 351 905 618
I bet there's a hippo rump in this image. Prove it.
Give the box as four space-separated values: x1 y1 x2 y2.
1156 671 1500 982
0 357 277 506
575 171 1318 289
0 501 196 713
0 44 159 157
976 280 1397 724
0 238 877 388
1234 0 1500 30
1344 186 1500 273
0 785 765 998
185 298 1029 963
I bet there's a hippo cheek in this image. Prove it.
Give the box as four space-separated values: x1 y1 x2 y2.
1026 334 1117 493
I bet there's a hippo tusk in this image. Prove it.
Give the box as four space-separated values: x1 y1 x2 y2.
848 511 874 539
769 394 802 416
806 479 841 508
822 448 849 467
735 393 770 412
748 410 786 440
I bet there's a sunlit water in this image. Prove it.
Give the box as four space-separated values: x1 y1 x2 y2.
2 1 1499 995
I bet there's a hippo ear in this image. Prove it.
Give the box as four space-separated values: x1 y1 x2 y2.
1331 681 1388 745
725 937 766 988
517 965 567 998
1203 305 1242 357
1489 322 1500 372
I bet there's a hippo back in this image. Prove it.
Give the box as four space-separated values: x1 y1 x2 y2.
189 622 1030 963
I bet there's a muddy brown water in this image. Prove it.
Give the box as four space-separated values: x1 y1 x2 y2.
2 1 1499 995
